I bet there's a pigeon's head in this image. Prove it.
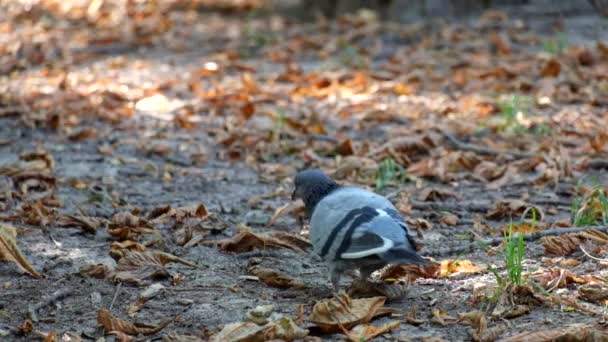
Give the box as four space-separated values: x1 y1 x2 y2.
292 169 339 213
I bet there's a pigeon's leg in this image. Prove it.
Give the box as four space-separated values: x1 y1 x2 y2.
329 264 341 292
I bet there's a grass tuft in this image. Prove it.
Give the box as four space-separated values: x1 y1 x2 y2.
375 158 407 191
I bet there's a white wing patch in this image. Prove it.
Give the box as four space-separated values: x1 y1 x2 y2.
376 209 390 217
340 236 394 259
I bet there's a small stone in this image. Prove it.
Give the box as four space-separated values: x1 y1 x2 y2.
90 292 102 305
176 298 194 306
244 305 274 325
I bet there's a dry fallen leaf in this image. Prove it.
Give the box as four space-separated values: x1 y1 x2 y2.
56 214 103 234
381 262 440 281
431 308 457 326
0 223 42 278
540 58 561 77
248 266 305 289
162 332 204 342
211 322 271 342
210 231 309 253
497 324 608 342
440 259 485 277
79 264 113 279
343 321 400 342
97 308 176 336
486 199 544 221
308 292 387 333
578 283 608 304
542 229 608 255
110 251 197 286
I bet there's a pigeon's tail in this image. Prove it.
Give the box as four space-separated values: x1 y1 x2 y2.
380 246 428 264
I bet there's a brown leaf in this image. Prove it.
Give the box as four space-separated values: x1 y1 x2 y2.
210 231 309 253
343 321 400 342
578 283 608 304
97 308 176 336
110 251 197 286
335 138 355 156
417 187 459 202
162 332 204 342
486 199 544 221
308 292 387 333
68 127 97 141
542 229 608 255
497 324 608 342
0 223 42 278
79 264 113 278
267 201 305 226
248 266 305 289
211 322 272 342
440 259 485 277
540 58 561 77
56 214 102 234
440 213 459 226
406 218 433 230
431 308 457 326
381 262 440 281
42 329 57 342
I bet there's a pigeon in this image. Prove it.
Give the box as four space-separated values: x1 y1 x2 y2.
292 169 427 292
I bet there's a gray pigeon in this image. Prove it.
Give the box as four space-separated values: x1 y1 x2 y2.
292 169 427 291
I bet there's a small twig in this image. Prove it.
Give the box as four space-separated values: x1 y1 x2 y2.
109 282 122 311
438 128 539 159
409 199 490 213
28 288 71 322
306 134 338 143
580 245 608 262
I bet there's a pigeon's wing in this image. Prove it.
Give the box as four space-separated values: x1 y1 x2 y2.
337 208 426 264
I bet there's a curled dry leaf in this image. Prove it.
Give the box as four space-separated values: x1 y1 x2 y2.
211 322 271 342
308 292 387 333
79 264 113 279
343 321 400 342
431 308 457 326
0 223 42 278
211 317 307 342
440 213 459 226
248 266 305 289
417 187 459 202
381 262 440 281
407 218 433 230
97 308 176 336
486 199 544 221
531 268 603 290
333 156 378 181
542 229 608 255
210 231 309 253
440 259 485 277
578 283 608 303
110 251 197 286
162 332 204 342
540 58 561 77
267 200 305 226
108 211 159 241
497 324 608 342
56 214 103 234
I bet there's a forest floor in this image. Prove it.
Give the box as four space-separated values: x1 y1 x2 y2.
2 1 608 341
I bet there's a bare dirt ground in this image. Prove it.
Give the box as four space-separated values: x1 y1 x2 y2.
1 1 608 341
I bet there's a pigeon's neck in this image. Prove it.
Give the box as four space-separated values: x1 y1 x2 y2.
303 183 340 217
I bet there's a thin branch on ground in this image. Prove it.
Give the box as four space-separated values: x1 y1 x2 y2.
28 288 71 322
438 128 540 159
